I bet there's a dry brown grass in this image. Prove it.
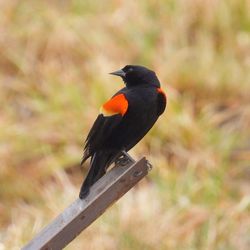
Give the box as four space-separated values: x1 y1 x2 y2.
0 0 250 249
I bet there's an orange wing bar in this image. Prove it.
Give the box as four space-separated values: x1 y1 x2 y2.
157 88 167 98
100 93 128 117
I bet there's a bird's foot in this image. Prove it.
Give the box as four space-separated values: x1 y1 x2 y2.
114 151 135 167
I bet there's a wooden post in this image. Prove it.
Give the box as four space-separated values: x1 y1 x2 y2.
22 155 151 250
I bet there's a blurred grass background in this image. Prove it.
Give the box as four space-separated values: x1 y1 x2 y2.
0 0 250 249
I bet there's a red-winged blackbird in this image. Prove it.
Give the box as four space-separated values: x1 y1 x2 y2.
79 65 166 199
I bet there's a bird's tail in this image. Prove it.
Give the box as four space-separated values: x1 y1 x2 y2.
79 152 114 199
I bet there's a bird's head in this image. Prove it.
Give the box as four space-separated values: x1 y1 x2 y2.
110 65 160 88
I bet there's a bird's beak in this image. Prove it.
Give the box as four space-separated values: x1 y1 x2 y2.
109 69 126 77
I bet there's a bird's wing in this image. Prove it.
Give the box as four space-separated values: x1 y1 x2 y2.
156 88 167 116
81 93 128 164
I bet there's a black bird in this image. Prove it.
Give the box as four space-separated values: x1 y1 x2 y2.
79 65 166 199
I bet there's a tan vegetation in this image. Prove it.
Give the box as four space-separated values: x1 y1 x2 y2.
0 0 250 249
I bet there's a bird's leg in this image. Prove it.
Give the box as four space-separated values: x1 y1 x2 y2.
114 150 135 167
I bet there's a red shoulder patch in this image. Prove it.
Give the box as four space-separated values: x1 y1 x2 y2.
157 88 166 98
156 87 167 116
100 93 128 117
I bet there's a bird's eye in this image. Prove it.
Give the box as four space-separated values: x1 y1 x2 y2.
128 67 133 72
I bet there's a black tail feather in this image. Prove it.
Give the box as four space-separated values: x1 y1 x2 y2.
79 152 114 199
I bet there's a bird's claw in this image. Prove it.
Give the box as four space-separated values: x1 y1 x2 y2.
114 151 135 167
115 155 130 166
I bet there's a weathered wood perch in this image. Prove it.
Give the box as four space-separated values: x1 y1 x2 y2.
22 154 151 250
